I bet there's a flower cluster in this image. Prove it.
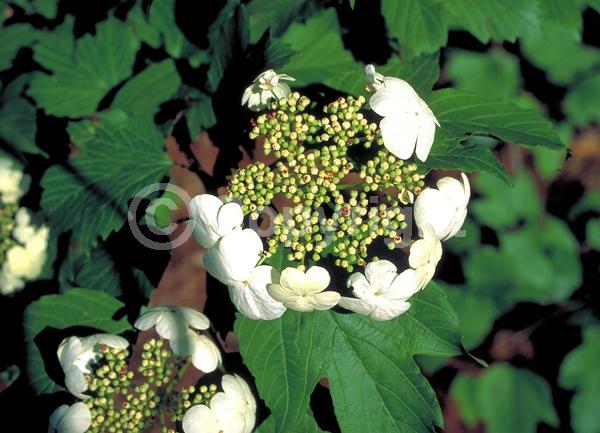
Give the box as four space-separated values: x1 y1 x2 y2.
48 306 256 433
189 67 471 323
0 157 49 295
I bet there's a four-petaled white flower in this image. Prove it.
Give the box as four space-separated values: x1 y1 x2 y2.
339 260 422 320
134 306 221 373
267 266 340 312
414 173 470 240
48 402 92 433
409 223 442 288
183 374 256 433
0 158 30 204
365 64 440 162
57 334 128 399
242 69 295 111
228 265 286 320
189 194 244 249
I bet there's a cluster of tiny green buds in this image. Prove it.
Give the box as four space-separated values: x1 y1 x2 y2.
227 162 276 219
359 151 425 193
139 338 175 387
0 202 17 261
268 205 325 263
168 383 219 425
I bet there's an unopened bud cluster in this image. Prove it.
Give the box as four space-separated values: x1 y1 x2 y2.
0 203 17 260
167 383 218 426
230 91 425 269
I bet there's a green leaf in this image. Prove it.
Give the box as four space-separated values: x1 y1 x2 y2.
537 0 584 33
59 245 121 296
24 288 132 394
0 365 20 391
11 0 57 18
28 17 140 117
279 8 361 90
443 0 540 44
559 326 600 433
246 0 314 43
565 74 600 126
471 171 542 230
0 77 41 155
521 26 600 86
445 48 521 99
111 59 182 120
40 112 172 249
428 89 564 150
0 23 37 71
451 365 558 433
381 0 448 55
569 191 600 219
236 282 462 433
186 94 217 140
586 218 600 250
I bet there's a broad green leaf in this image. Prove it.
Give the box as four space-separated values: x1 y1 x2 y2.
471 171 542 230
186 94 217 139
279 8 361 90
521 26 600 86
246 0 314 43
586 218 600 250
11 0 57 18
428 88 564 150
112 59 182 120
40 113 172 249
423 132 512 186
569 191 600 219
28 17 139 117
537 0 583 33
236 282 462 433
381 0 447 55
0 77 40 154
59 245 122 296
560 326 600 433
0 23 37 71
445 49 521 99
24 288 132 394
443 0 540 44
565 74 600 127
451 365 558 433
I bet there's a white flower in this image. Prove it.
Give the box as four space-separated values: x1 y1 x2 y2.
242 69 295 111
57 334 128 399
339 260 422 320
414 173 470 240
0 208 49 295
365 64 439 162
0 158 30 204
189 195 244 249
228 265 286 320
183 374 256 433
408 224 442 288
134 306 221 373
267 266 340 312
48 402 92 433
203 229 263 286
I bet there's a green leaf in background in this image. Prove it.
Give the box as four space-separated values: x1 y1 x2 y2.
586 218 600 250
28 17 139 117
560 326 600 433
565 74 600 127
451 365 559 433
381 0 447 55
538 0 584 33
0 365 20 391
471 172 542 230
40 112 172 249
11 0 58 18
0 23 37 71
24 288 132 394
246 0 314 43
569 191 600 220
443 0 539 44
521 26 600 86
111 59 182 120
186 94 217 140
59 245 122 296
428 88 564 150
445 49 521 99
236 283 462 433
0 76 41 155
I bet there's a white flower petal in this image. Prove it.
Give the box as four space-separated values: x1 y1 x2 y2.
180 307 211 331
228 266 286 320
304 266 331 294
190 335 222 373
415 117 436 162
346 272 372 298
182 404 219 433
338 297 374 316
64 365 88 399
216 202 244 237
49 402 92 433
364 260 397 291
204 229 263 285
311 291 341 310
189 194 226 249
379 115 419 160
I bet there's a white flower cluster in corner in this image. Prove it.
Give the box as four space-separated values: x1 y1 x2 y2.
242 69 295 111
183 374 256 433
1 158 50 295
